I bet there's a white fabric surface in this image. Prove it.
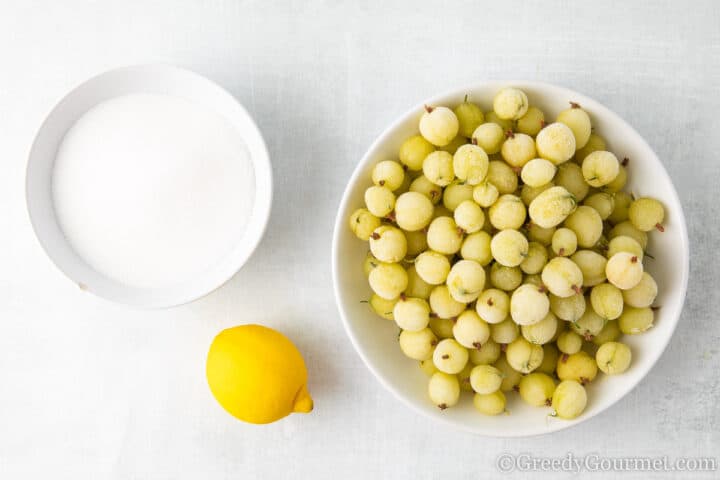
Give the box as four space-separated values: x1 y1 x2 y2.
0 1 718 478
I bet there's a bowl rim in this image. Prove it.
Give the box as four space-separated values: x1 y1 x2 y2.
331 80 689 436
25 64 273 308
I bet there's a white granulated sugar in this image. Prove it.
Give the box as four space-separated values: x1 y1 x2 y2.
52 93 255 289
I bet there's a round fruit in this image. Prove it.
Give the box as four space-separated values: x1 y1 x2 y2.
521 158 556 187
476 289 510 324
557 103 591 149
394 191 434 231
372 160 405 191
628 197 665 232
399 135 435 170
453 310 491 349
399 328 437 360
556 351 598 384
491 229 529 267
552 380 587 419
536 122 576 165
206 325 312 424
595 341 632 374
364 185 395 217
414 250 450 285
528 186 577 228
427 216 464 254
428 372 461 409
454 98 485 137
582 151 619 187
618 306 654 334
473 390 506 415
369 225 407 263
506 337 544 373
453 144 489 185
429 285 466 319
472 122 505 155
393 296 431 331
454 200 485 233
423 151 455 186
622 272 658 308
446 259 486 303
433 338 469 374
519 372 556 407
510 284 550 326
349 208 381 241
493 87 529 120
501 132 537 168
516 106 545 136
420 106 459 147
489 195 526 230
369 262 408 300
606 252 644 290
541 257 583 298
470 364 504 394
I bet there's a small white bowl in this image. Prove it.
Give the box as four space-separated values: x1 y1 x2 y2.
26 65 272 308
332 81 689 436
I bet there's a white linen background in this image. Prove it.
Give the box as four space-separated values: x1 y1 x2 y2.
0 1 718 479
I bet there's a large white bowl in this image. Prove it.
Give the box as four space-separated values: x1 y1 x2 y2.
332 81 689 436
26 65 272 308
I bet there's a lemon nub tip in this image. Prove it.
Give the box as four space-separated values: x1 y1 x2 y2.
293 385 313 414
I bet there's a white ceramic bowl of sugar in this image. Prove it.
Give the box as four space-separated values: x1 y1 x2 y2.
332 81 689 436
26 65 272 308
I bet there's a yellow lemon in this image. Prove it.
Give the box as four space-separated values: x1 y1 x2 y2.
206 324 313 424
